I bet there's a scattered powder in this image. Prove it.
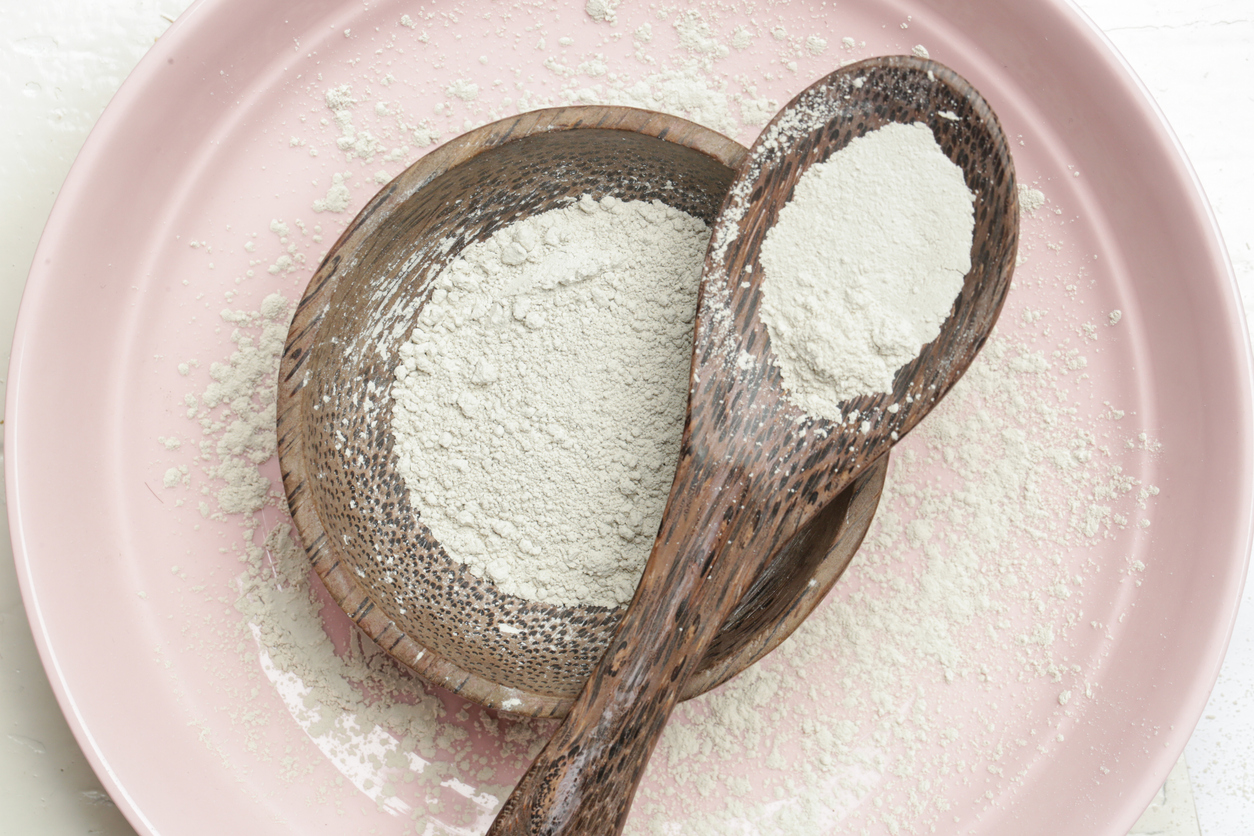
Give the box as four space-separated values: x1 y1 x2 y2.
446 78 480 102
411 120 440 147
324 84 356 111
312 172 351 213
390 196 708 608
569 63 740 136
759 121 974 419
584 0 619 25
324 84 381 161
152 6 1167 833
673 11 729 58
193 295 292 516
264 219 306 276
735 87 778 127
173 297 550 818
628 304 1159 834
1019 183 1047 215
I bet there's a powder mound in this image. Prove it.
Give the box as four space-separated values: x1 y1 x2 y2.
312 172 351 213
584 0 619 25
1019 183 1047 215
390 195 709 608
759 121 974 420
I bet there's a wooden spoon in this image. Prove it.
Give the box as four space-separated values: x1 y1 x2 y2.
486 55 1019 835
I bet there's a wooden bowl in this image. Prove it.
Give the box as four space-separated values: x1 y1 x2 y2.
276 106 888 718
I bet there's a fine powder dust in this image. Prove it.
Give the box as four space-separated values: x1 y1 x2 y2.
390 196 709 608
153 5 1169 834
759 121 974 419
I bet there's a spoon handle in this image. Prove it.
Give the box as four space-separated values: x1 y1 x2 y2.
487 464 766 835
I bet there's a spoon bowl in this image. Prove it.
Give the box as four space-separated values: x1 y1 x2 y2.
489 55 1019 834
276 105 889 719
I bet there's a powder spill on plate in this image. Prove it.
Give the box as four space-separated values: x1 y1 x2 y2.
150 3 1164 833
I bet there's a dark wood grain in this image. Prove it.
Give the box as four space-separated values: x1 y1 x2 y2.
276 105 888 719
487 55 1019 835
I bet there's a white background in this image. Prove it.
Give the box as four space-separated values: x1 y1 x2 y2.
1 0 1250 833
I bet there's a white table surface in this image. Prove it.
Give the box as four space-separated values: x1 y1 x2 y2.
1 1 1250 833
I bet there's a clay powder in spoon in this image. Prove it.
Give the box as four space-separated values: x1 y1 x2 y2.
759 121 975 421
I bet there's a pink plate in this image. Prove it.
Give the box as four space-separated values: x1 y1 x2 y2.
7 0 1250 834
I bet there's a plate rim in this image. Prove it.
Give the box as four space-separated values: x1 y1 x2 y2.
5 0 1251 833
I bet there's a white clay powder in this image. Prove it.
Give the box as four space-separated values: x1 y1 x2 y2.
153 8 1168 832
759 121 974 419
390 195 709 608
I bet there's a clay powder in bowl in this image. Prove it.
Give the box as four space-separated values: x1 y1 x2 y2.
277 106 887 718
